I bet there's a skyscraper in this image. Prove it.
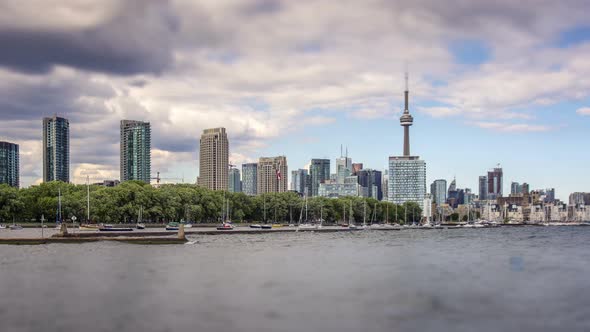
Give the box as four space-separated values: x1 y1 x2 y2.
257 156 288 194
487 167 503 199
120 120 151 183
241 163 258 196
478 176 488 200
291 168 310 196
335 147 352 183
388 72 427 208
430 179 447 206
0 141 19 188
352 163 363 175
229 167 241 193
310 159 330 196
43 115 70 183
197 128 229 191
357 169 383 200
510 182 522 195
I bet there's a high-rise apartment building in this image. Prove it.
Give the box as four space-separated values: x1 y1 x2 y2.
335 152 352 184
310 159 330 196
357 169 382 200
291 169 310 196
388 72 427 208
43 115 70 182
510 182 522 195
229 167 241 193
197 128 229 191
479 176 488 200
0 141 19 188
120 120 151 183
352 163 363 175
430 179 447 206
257 156 288 194
487 167 503 199
241 163 258 196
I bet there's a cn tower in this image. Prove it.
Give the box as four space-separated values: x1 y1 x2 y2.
400 71 413 156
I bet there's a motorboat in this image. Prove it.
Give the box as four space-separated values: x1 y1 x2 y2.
9 224 23 230
165 222 179 231
136 223 146 230
250 224 262 229
217 222 234 230
261 224 273 229
183 223 193 228
99 224 133 232
79 224 100 231
0 224 6 229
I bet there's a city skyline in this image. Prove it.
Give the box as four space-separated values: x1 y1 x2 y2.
0 1 589 200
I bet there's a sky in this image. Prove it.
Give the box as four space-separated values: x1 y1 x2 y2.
0 0 589 201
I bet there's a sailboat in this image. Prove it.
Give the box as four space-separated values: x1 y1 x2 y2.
298 195 316 230
217 196 234 230
54 188 63 230
136 206 146 229
370 203 383 228
347 199 358 230
9 216 22 230
80 176 100 231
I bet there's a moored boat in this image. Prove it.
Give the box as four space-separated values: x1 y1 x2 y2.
250 224 262 229
79 224 100 231
165 222 180 231
99 224 133 232
217 222 234 230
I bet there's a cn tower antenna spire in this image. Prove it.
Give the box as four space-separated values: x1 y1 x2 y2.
400 69 413 157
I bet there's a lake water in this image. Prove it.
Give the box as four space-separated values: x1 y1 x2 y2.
1 227 589 332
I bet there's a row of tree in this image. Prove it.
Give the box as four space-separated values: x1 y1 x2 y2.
0 182 423 224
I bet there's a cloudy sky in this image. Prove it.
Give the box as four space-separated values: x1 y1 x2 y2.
1 0 589 199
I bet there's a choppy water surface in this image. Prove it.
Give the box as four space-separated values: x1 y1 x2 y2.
1 227 589 332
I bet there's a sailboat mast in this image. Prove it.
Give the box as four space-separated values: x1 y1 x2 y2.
86 175 90 222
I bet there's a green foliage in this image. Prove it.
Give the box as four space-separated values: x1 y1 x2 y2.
0 182 420 224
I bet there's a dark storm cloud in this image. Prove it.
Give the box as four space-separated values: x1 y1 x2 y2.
0 75 115 121
0 1 180 75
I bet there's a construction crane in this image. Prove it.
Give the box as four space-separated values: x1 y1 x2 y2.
151 171 185 187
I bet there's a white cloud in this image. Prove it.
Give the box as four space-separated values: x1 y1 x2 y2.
470 121 553 132
576 107 590 116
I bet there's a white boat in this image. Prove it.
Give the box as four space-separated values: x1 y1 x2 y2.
184 224 193 228
297 195 317 230
250 224 262 229
136 206 145 229
9 224 23 230
0 224 6 229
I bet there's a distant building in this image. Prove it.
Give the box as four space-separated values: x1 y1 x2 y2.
510 182 522 195
241 163 258 196
43 115 70 182
478 176 488 200
197 128 228 191
257 156 288 194
229 167 241 193
291 169 310 196
430 179 447 206
544 188 556 203
352 163 363 175
310 159 330 196
521 183 530 195
318 182 360 198
93 180 120 187
388 156 427 208
569 192 590 206
382 170 389 201
487 167 503 199
120 120 151 183
336 155 352 183
357 169 382 200
0 141 19 188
